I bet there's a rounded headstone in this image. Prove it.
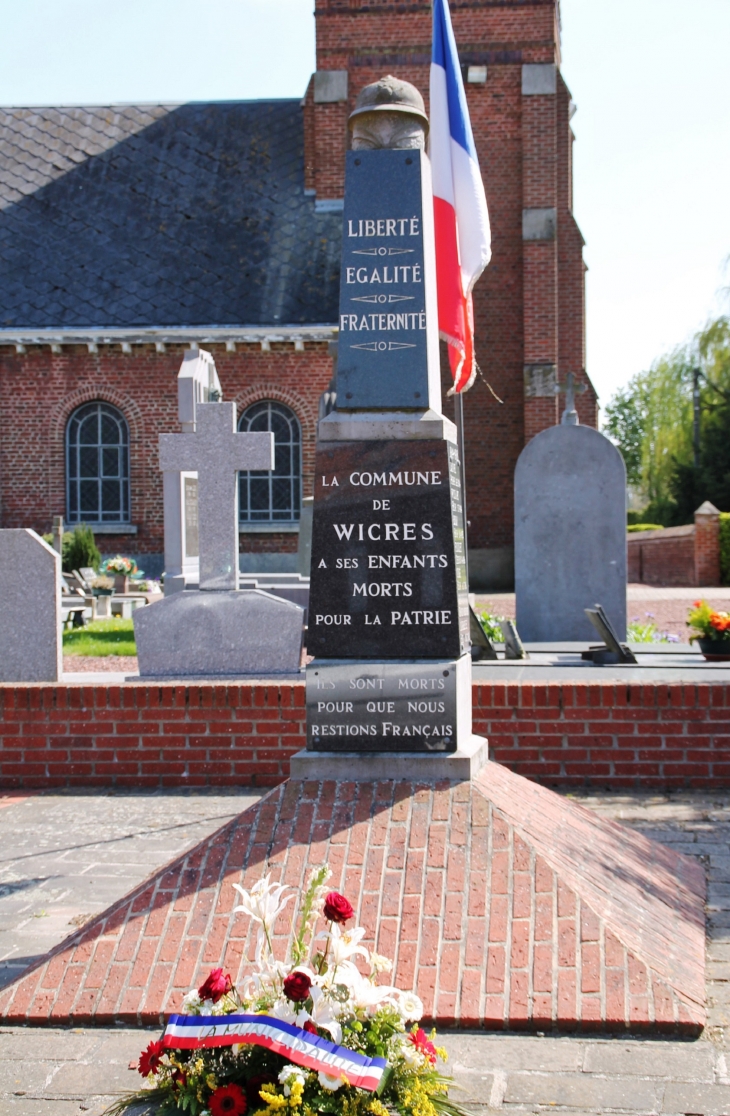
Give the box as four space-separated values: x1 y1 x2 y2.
514 424 627 642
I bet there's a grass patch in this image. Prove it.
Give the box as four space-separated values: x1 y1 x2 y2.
63 618 137 657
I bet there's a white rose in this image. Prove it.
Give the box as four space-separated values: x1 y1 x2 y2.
397 991 424 1021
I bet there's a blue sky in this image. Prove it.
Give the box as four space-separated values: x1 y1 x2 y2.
2 0 728 410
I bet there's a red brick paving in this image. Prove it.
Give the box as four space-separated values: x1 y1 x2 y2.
0 764 705 1033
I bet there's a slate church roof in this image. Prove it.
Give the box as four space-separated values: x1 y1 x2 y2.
0 101 341 329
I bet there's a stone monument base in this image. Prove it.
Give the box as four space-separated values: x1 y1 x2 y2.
291 733 487 781
307 655 473 754
318 408 456 443
133 588 303 677
0 761 706 1034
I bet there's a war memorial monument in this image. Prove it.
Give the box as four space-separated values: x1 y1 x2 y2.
0 77 708 1047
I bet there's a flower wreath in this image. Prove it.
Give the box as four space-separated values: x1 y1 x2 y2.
107 867 467 1116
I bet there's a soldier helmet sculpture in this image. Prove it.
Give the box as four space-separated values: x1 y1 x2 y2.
349 75 428 151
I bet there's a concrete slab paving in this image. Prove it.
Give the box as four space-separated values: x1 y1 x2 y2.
0 789 260 989
2 789 730 1114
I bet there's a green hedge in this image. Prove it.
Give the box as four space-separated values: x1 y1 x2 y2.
41 524 101 572
627 523 664 533
720 513 730 585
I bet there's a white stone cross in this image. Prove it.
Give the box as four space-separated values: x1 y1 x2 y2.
555 372 587 426
159 402 274 591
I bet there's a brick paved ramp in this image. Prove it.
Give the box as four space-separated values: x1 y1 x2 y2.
0 763 706 1032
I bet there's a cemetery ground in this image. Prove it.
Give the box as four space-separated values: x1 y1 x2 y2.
0 788 729 1114
59 588 730 676
478 586 730 643
62 620 138 676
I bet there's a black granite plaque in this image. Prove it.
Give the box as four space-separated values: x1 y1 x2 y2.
307 660 458 753
307 440 469 659
336 149 439 410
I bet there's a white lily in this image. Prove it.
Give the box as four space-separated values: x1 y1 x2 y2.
326 923 370 968
233 874 292 935
309 986 343 1044
369 952 393 976
270 997 314 1031
346 971 399 1015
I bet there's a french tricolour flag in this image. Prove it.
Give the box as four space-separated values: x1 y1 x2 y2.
430 0 491 393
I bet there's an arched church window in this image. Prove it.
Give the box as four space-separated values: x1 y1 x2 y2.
238 401 301 524
66 402 130 524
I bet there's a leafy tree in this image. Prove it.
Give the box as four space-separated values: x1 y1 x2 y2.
603 389 644 487
667 318 730 521
605 315 730 524
604 347 694 523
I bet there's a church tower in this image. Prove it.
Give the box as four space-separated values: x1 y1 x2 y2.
305 0 595 586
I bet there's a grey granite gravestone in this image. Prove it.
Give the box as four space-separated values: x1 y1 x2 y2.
134 589 303 677
514 423 627 642
0 529 61 682
159 402 272 592
134 401 305 677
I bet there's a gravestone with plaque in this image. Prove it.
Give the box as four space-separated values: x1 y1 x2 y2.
134 401 305 677
293 76 486 778
163 349 220 595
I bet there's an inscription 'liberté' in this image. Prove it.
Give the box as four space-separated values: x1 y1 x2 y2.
336 149 436 408
308 441 469 660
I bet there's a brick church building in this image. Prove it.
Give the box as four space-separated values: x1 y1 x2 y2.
0 0 595 588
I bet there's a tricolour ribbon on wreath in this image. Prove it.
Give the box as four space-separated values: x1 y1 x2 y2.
162 1013 387 1092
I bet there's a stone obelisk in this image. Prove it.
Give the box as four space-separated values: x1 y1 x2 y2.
294 76 486 779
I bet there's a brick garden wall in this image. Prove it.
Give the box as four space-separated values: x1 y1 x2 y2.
2 679 730 790
627 505 721 587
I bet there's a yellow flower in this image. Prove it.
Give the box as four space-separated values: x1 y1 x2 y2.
369 1099 390 1116
259 1088 288 1111
289 1079 305 1109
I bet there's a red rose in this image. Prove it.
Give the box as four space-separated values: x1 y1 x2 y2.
409 1028 437 1065
198 967 233 1003
323 892 354 923
210 1083 248 1116
303 1020 318 1035
172 1069 188 1089
283 970 312 1003
138 1039 165 1076
246 1074 276 1107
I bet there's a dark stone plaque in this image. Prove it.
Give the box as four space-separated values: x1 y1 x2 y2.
307 440 469 659
336 149 440 410
307 660 459 753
